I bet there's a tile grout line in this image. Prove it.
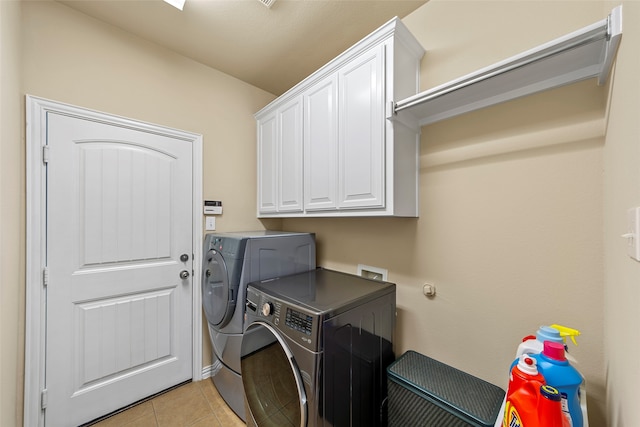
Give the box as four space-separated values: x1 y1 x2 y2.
150 396 160 427
187 381 220 427
199 379 245 427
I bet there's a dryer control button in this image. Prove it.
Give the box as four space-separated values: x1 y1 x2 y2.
261 302 274 316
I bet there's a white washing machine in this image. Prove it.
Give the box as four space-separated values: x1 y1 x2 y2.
201 231 315 420
241 268 396 427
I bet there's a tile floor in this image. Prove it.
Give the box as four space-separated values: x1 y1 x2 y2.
90 379 245 427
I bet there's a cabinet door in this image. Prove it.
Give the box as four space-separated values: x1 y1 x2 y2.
304 74 338 211
278 97 304 212
338 44 385 209
257 111 278 214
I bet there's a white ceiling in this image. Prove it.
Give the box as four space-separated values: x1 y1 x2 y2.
59 0 427 95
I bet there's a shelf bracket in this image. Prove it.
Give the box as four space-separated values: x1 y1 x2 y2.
599 4 623 85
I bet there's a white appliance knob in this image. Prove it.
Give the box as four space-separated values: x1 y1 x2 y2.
261 302 274 316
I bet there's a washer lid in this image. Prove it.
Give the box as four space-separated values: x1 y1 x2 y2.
202 248 238 328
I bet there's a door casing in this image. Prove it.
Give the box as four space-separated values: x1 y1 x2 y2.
23 95 204 426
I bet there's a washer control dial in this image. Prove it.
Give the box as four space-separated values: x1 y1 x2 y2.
261 302 274 317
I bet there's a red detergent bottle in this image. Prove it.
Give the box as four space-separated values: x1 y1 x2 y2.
503 355 568 427
538 385 571 427
503 355 545 427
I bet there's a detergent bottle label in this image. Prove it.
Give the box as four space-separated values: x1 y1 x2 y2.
503 401 523 427
560 392 573 426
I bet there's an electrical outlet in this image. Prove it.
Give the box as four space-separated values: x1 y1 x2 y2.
623 207 640 261
205 216 216 231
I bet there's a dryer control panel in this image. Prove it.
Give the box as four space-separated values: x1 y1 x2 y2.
245 285 319 352
285 308 313 336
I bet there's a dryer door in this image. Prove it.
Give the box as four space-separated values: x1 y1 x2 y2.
202 249 236 328
241 322 307 427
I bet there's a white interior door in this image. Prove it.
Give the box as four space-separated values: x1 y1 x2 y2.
44 112 194 426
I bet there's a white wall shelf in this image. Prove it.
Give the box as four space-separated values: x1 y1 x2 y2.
389 5 622 129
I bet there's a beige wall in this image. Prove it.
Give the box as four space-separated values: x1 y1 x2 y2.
1 2 24 426
3 1 277 425
4 0 639 426
603 2 640 426
21 1 276 233
284 1 611 425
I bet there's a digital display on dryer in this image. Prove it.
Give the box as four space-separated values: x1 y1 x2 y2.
285 308 313 335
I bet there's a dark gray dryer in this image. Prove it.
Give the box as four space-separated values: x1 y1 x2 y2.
241 268 396 427
202 231 315 421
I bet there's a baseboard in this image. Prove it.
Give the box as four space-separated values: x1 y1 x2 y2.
201 364 213 379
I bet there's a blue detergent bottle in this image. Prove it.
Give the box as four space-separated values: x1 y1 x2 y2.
512 325 580 368
511 326 565 371
532 341 584 427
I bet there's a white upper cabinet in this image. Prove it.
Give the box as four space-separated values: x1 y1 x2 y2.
256 17 425 217
337 43 385 210
256 111 277 213
257 95 304 214
304 74 338 211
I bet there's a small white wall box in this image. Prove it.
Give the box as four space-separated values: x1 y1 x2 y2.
357 264 388 281
204 200 222 215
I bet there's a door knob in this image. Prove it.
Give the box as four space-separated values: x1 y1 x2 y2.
180 270 190 279
180 253 189 262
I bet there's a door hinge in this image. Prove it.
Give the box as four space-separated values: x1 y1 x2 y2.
42 145 50 164
41 388 48 409
43 267 49 287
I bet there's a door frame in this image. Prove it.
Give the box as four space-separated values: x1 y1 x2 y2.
23 95 204 426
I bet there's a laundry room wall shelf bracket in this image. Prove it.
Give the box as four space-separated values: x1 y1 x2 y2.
388 5 623 129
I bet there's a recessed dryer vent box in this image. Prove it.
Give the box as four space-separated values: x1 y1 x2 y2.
357 264 387 281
